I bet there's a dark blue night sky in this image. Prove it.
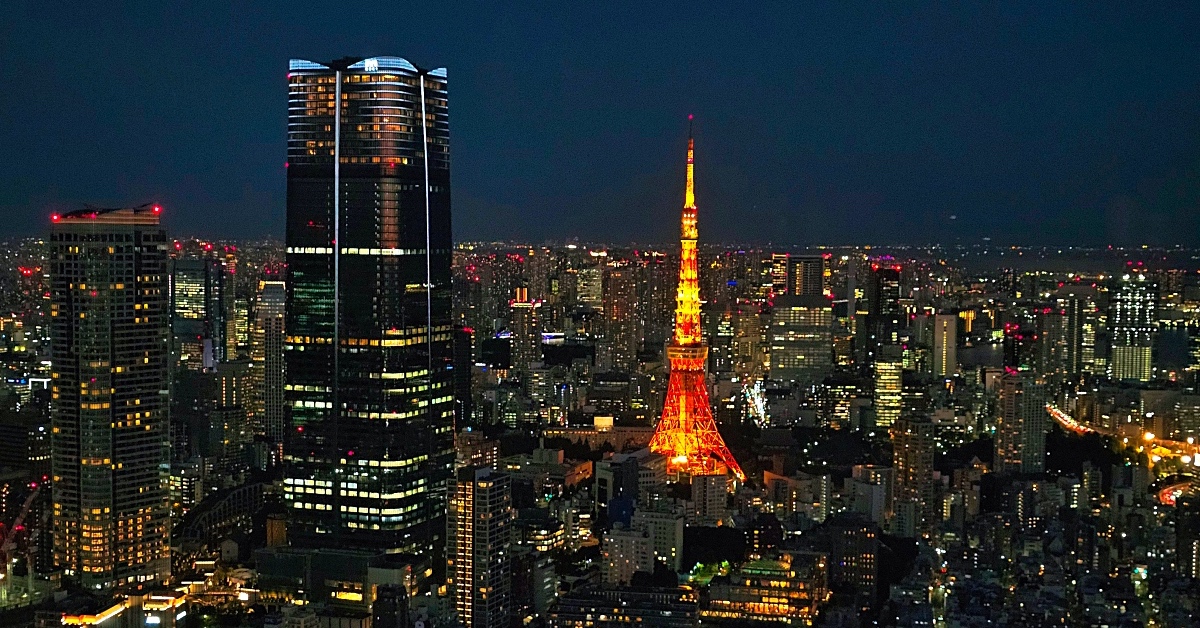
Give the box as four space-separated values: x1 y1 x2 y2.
3 2 1199 244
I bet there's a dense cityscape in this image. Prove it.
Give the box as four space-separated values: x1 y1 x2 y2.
3 11 1200 628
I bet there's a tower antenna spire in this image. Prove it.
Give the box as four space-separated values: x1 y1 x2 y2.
649 116 745 483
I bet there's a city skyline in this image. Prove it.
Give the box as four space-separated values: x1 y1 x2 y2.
4 3 1200 245
5 6 1200 628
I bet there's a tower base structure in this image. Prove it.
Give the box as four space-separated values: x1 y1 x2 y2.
650 344 745 482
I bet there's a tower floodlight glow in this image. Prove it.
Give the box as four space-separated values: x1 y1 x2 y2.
648 118 745 483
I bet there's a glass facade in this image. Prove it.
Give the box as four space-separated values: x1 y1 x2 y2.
283 57 455 559
169 254 230 369
769 295 834 386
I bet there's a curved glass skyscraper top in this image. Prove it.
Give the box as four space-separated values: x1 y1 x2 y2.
284 57 454 560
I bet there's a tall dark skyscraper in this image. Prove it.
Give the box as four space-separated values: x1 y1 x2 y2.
864 261 902 364
283 57 455 559
49 205 171 589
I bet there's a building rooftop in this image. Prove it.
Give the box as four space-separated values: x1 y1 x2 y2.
52 203 162 225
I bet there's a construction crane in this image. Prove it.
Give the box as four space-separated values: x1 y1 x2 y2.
1 483 42 579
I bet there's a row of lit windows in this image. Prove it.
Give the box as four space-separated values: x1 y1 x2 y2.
292 501 333 510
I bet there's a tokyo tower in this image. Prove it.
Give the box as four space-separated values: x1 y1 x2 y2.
648 117 746 483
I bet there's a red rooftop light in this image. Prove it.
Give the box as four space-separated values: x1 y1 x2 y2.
51 213 61 223
152 204 162 214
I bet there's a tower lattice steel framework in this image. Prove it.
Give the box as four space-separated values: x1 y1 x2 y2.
648 118 746 482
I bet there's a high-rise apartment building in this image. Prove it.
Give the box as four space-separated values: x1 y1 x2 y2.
212 360 254 475
510 287 541 372
49 205 171 589
691 473 729 526
283 57 455 557
448 467 513 628
788 255 826 297
253 280 287 444
1177 488 1200 579
768 295 833 386
890 415 935 536
1109 274 1157 382
641 255 677 347
932 313 957 377
601 265 640 373
768 253 790 296
994 372 1048 474
576 266 603 309
810 513 879 600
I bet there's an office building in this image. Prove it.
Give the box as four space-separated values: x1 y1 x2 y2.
769 295 833 386
808 513 879 600
594 453 639 511
448 467 513 628
873 356 903 429
847 465 893 528
703 552 829 626
1109 274 1157 382
864 262 902 364
456 429 500 470
283 57 455 556
49 204 171 589
549 587 698 628
170 252 230 370
373 584 410 628
763 470 832 524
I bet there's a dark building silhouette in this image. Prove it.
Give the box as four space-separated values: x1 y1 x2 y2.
283 57 455 559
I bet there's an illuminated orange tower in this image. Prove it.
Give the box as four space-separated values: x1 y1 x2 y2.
649 117 746 482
